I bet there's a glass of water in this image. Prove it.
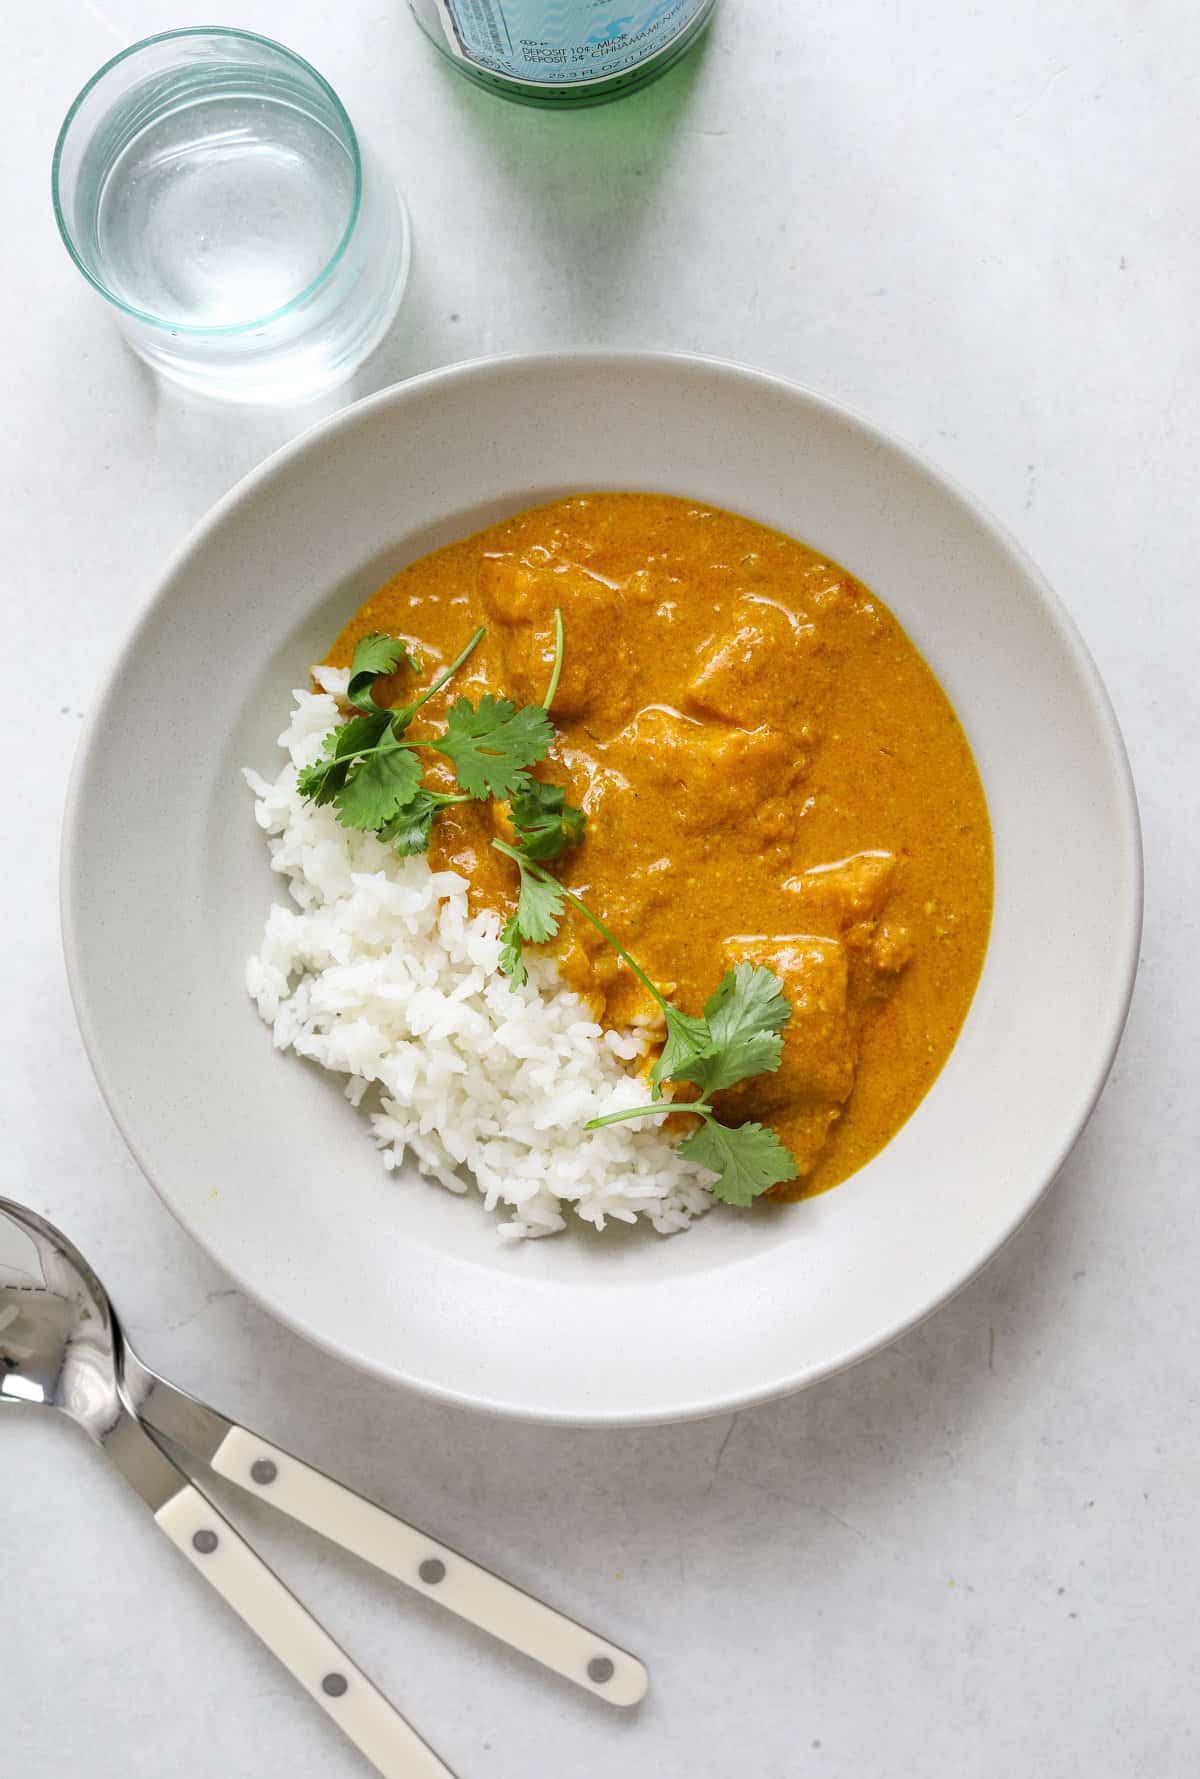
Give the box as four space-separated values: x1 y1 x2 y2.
52 28 410 403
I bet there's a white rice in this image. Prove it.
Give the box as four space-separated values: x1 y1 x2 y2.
243 676 716 1239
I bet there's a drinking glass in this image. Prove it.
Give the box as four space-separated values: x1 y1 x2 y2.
52 28 410 403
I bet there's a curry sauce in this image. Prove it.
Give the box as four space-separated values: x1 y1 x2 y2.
326 494 992 1198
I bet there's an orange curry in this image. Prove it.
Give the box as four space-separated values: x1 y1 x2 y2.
326 494 993 1198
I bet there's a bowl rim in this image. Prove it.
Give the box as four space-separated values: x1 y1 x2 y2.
60 349 1144 1423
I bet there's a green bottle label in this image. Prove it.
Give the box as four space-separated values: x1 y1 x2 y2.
432 0 710 85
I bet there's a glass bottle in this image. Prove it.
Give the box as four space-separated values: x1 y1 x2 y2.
408 1 717 107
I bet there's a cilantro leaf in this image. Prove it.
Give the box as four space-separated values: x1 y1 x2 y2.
649 968 790 1097
678 1117 799 1207
496 856 565 985
296 712 390 805
673 963 790 1094
296 755 349 805
509 777 586 862
377 789 437 856
333 710 391 757
514 864 565 944
434 696 554 800
491 844 565 991
347 634 420 713
650 1004 713 1095
334 743 422 830
377 788 468 856
706 962 791 1047
498 914 528 987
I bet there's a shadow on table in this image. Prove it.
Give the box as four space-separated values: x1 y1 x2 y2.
347 31 713 397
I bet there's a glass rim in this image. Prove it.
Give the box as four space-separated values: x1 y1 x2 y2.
51 25 364 338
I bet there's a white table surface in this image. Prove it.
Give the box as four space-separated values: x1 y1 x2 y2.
4 3 1195 1774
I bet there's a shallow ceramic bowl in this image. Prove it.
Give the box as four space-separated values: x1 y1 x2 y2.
62 352 1141 1425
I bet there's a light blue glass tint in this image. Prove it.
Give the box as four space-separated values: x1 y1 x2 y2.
53 29 409 402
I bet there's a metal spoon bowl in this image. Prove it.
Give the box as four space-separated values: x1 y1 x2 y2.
0 1195 124 1435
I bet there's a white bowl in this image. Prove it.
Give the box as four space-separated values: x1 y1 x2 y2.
62 352 1142 1425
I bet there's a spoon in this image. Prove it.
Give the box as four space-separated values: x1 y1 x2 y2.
0 1196 455 1777
1 1198 647 1771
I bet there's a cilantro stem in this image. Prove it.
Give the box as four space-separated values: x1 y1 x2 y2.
491 840 668 1012
542 608 564 712
399 625 486 721
328 734 420 767
316 733 486 778
403 792 472 812
584 1101 711 1131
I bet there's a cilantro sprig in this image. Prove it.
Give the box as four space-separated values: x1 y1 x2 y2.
434 696 554 800
297 627 486 822
297 620 584 851
665 1117 796 1208
491 840 798 1206
508 778 586 860
378 788 471 856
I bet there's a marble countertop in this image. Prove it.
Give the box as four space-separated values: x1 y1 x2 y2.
4 3 1195 1774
